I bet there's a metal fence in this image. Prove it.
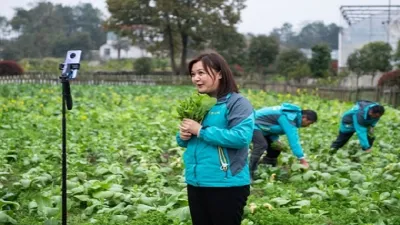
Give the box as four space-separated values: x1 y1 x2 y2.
0 73 191 86
1 73 399 108
243 81 400 107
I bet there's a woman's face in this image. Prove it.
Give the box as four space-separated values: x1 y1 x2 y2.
190 61 220 97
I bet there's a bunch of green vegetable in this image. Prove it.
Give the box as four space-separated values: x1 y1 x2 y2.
271 141 289 152
176 93 216 122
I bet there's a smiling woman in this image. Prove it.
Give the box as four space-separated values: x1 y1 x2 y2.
176 51 255 225
188 52 239 99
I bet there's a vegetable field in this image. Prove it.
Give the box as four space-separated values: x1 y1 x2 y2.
0 84 399 225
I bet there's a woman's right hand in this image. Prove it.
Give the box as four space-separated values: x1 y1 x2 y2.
179 130 192 141
299 158 309 169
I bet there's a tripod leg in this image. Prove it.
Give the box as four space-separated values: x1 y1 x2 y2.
61 78 68 225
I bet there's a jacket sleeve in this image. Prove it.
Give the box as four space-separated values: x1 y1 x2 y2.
198 97 254 149
277 115 304 159
371 119 379 127
270 135 280 142
176 132 189 148
353 113 370 150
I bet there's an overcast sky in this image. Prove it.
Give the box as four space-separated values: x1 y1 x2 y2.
1 0 399 34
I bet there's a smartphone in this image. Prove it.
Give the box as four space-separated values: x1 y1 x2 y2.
62 50 82 79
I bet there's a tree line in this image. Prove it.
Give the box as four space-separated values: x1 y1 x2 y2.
347 41 400 88
0 2 106 60
0 0 341 76
104 0 340 75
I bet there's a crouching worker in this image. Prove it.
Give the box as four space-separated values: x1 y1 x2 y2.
330 100 384 153
249 103 318 179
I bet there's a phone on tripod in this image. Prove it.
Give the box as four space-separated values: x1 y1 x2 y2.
61 50 82 79
58 50 82 225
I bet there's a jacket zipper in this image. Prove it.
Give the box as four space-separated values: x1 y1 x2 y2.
194 138 198 180
218 146 229 178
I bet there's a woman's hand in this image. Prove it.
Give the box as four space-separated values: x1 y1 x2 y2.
299 158 309 169
180 118 202 136
179 130 192 141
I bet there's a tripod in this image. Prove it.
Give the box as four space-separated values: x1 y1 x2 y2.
59 63 78 225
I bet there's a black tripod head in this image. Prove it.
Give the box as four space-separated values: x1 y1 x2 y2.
59 50 82 110
59 63 81 79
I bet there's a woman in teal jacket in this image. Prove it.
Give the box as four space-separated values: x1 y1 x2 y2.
331 100 385 153
249 103 317 179
177 52 255 225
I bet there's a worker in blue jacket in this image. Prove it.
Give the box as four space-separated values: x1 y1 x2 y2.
330 100 385 153
249 103 318 179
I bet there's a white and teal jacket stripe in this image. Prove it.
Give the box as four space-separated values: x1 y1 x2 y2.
254 103 305 159
176 92 255 187
340 100 381 150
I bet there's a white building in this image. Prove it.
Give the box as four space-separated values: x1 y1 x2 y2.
338 5 400 68
99 32 152 60
299 48 338 60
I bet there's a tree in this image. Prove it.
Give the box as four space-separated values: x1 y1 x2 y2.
270 23 295 47
377 70 400 106
359 41 392 86
392 39 400 68
347 49 365 98
274 21 340 50
10 2 64 58
247 35 279 75
0 16 11 59
378 70 400 88
325 23 341 50
112 36 131 59
75 3 107 49
0 60 24 75
347 50 363 83
205 26 247 67
0 16 10 39
309 44 331 78
277 48 309 82
51 32 94 57
106 0 246 75
2 2 106 60
134 57 152 74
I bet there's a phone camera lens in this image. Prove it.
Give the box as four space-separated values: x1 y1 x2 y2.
70 53 76 59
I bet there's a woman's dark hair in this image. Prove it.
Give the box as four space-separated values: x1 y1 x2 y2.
370 105 385 115
188 51 238 98
302 110 318 122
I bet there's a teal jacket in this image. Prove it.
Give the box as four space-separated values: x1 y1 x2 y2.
254 103 305 159
340 100 381 150
176 93 255 187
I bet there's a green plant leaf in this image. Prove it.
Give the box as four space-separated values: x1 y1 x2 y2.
167 206 190 221
0 211 17 224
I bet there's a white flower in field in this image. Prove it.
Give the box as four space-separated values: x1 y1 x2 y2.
269 173 276 182
263 203 274 210
249 202 257 214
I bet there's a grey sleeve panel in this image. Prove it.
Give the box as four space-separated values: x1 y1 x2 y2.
226 93 254 129
342 113 353 124
227 147 248 176
255 114 280 127
356 110 369 126
225 93 254 176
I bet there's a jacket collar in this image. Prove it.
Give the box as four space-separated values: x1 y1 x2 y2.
217 93 233 104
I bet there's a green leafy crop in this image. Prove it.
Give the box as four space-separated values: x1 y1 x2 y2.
271 141 289 152
1 85 399 225
176 93 216 122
